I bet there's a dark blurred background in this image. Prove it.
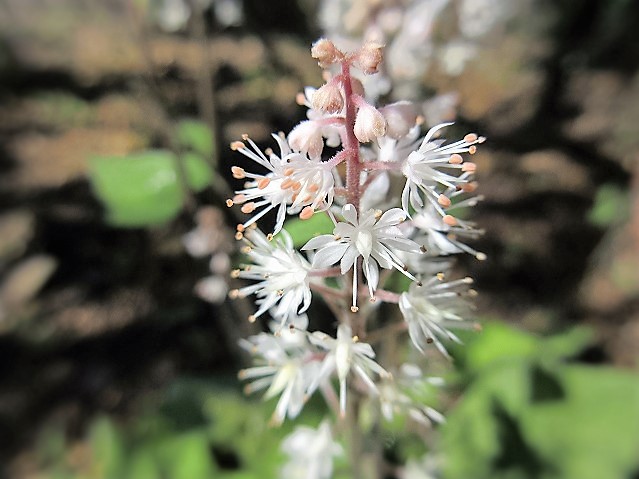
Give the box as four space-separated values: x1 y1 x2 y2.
0 0 638 477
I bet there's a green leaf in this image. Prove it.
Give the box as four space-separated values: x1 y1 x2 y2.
90 417 125 479
177 120 215 159
587 184 629 227
283 213 334 247
156 431 217 479
183 152 214 192
89 150 213 227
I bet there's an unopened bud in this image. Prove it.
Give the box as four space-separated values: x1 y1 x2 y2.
354 102 386 143
311 38 343 68
353 41 384 74
379 101 418 139
311 82 344 113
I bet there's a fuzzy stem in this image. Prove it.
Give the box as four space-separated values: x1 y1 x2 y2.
341 62 361 210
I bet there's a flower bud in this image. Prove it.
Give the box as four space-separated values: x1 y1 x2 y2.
311 82 344 113
354 103 386 143
379 101 418 139
353 41 384 75
311 38 343 68
288 120 324 158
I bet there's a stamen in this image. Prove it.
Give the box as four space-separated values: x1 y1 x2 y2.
230 141 245 151
464 133 478 143
231 166 246 179
257 177 271 189
300 206 314 220
443 215 458 226
462 162 476 173
241 202 256 214
438 194 451 207
449 154 463 164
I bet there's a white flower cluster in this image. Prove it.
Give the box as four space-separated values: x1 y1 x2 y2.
226 38 484 478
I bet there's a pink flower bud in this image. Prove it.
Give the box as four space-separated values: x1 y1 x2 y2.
353 41 384 75
354 103 386 143
288 120 324 158
311 82 344 113
311 38 343 68
379 101 418 139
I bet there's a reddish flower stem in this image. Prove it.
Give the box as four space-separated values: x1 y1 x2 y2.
341 61 361 210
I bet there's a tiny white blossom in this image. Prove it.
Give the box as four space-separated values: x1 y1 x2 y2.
302 204 422 310
307 324 390 416
411 199 486 260
230 134 335 235
399 276 477 357
232 228 312 326
401 123 484 214
280 420 343 479
239 332 320 426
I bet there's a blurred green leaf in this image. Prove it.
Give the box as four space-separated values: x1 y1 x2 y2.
89 150 213 227
283 213 334 247
90 417 125 479
442 323 639 479
177 119 215 159
587 183 629 227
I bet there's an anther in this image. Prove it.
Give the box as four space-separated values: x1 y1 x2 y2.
226 199 233 207
464 133 478 143
449 154 463 164
231 269 241 278
257 177 271 189
266 233 274 241
469 145 477 154
228 289 240 299
437 272 445 281
230 141 245 151
300 206 314 220
426 337 434 344
235 232 243 240
241 133 249 140
248 315 256 323
476 252 487 261
420 245 427 253
438 194 451 207
232 194 246 204
462 162 476 173
284 168 295 176
443 215 458 226
231 166 246 179
241 202 256 214
350 306 359 313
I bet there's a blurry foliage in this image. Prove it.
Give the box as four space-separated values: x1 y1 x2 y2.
89 120 215 227
442 322 639 479
35 379 320 479
587 183 629 227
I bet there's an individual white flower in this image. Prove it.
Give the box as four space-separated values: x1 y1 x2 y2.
294 87 344 152
307 324 390 416
230 133 335 234
378 376 445 427
231 228 312 327
399 276 477 358
411 196 486 260
401 122 484 214
239 332 320 426
279 420 343 479
302 204 422 311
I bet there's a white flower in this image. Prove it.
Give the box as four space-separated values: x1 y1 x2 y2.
230 133 335 235
399 276 476 357
280 420 343 479
302 204 422 310
232 228 312 327
307 324 390 416
401 123 484 214
239 332 320 426
411 198 486 260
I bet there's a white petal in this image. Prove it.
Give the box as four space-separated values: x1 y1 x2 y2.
312 242 349 268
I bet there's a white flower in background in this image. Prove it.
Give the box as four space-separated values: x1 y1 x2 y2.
231 228 312 327
239 332 320 426
401 123 484 214
302 204 422 311
307 324 390 416
230 133 335 234
399 276 476 357
280 420 343 479
411 198 486 260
